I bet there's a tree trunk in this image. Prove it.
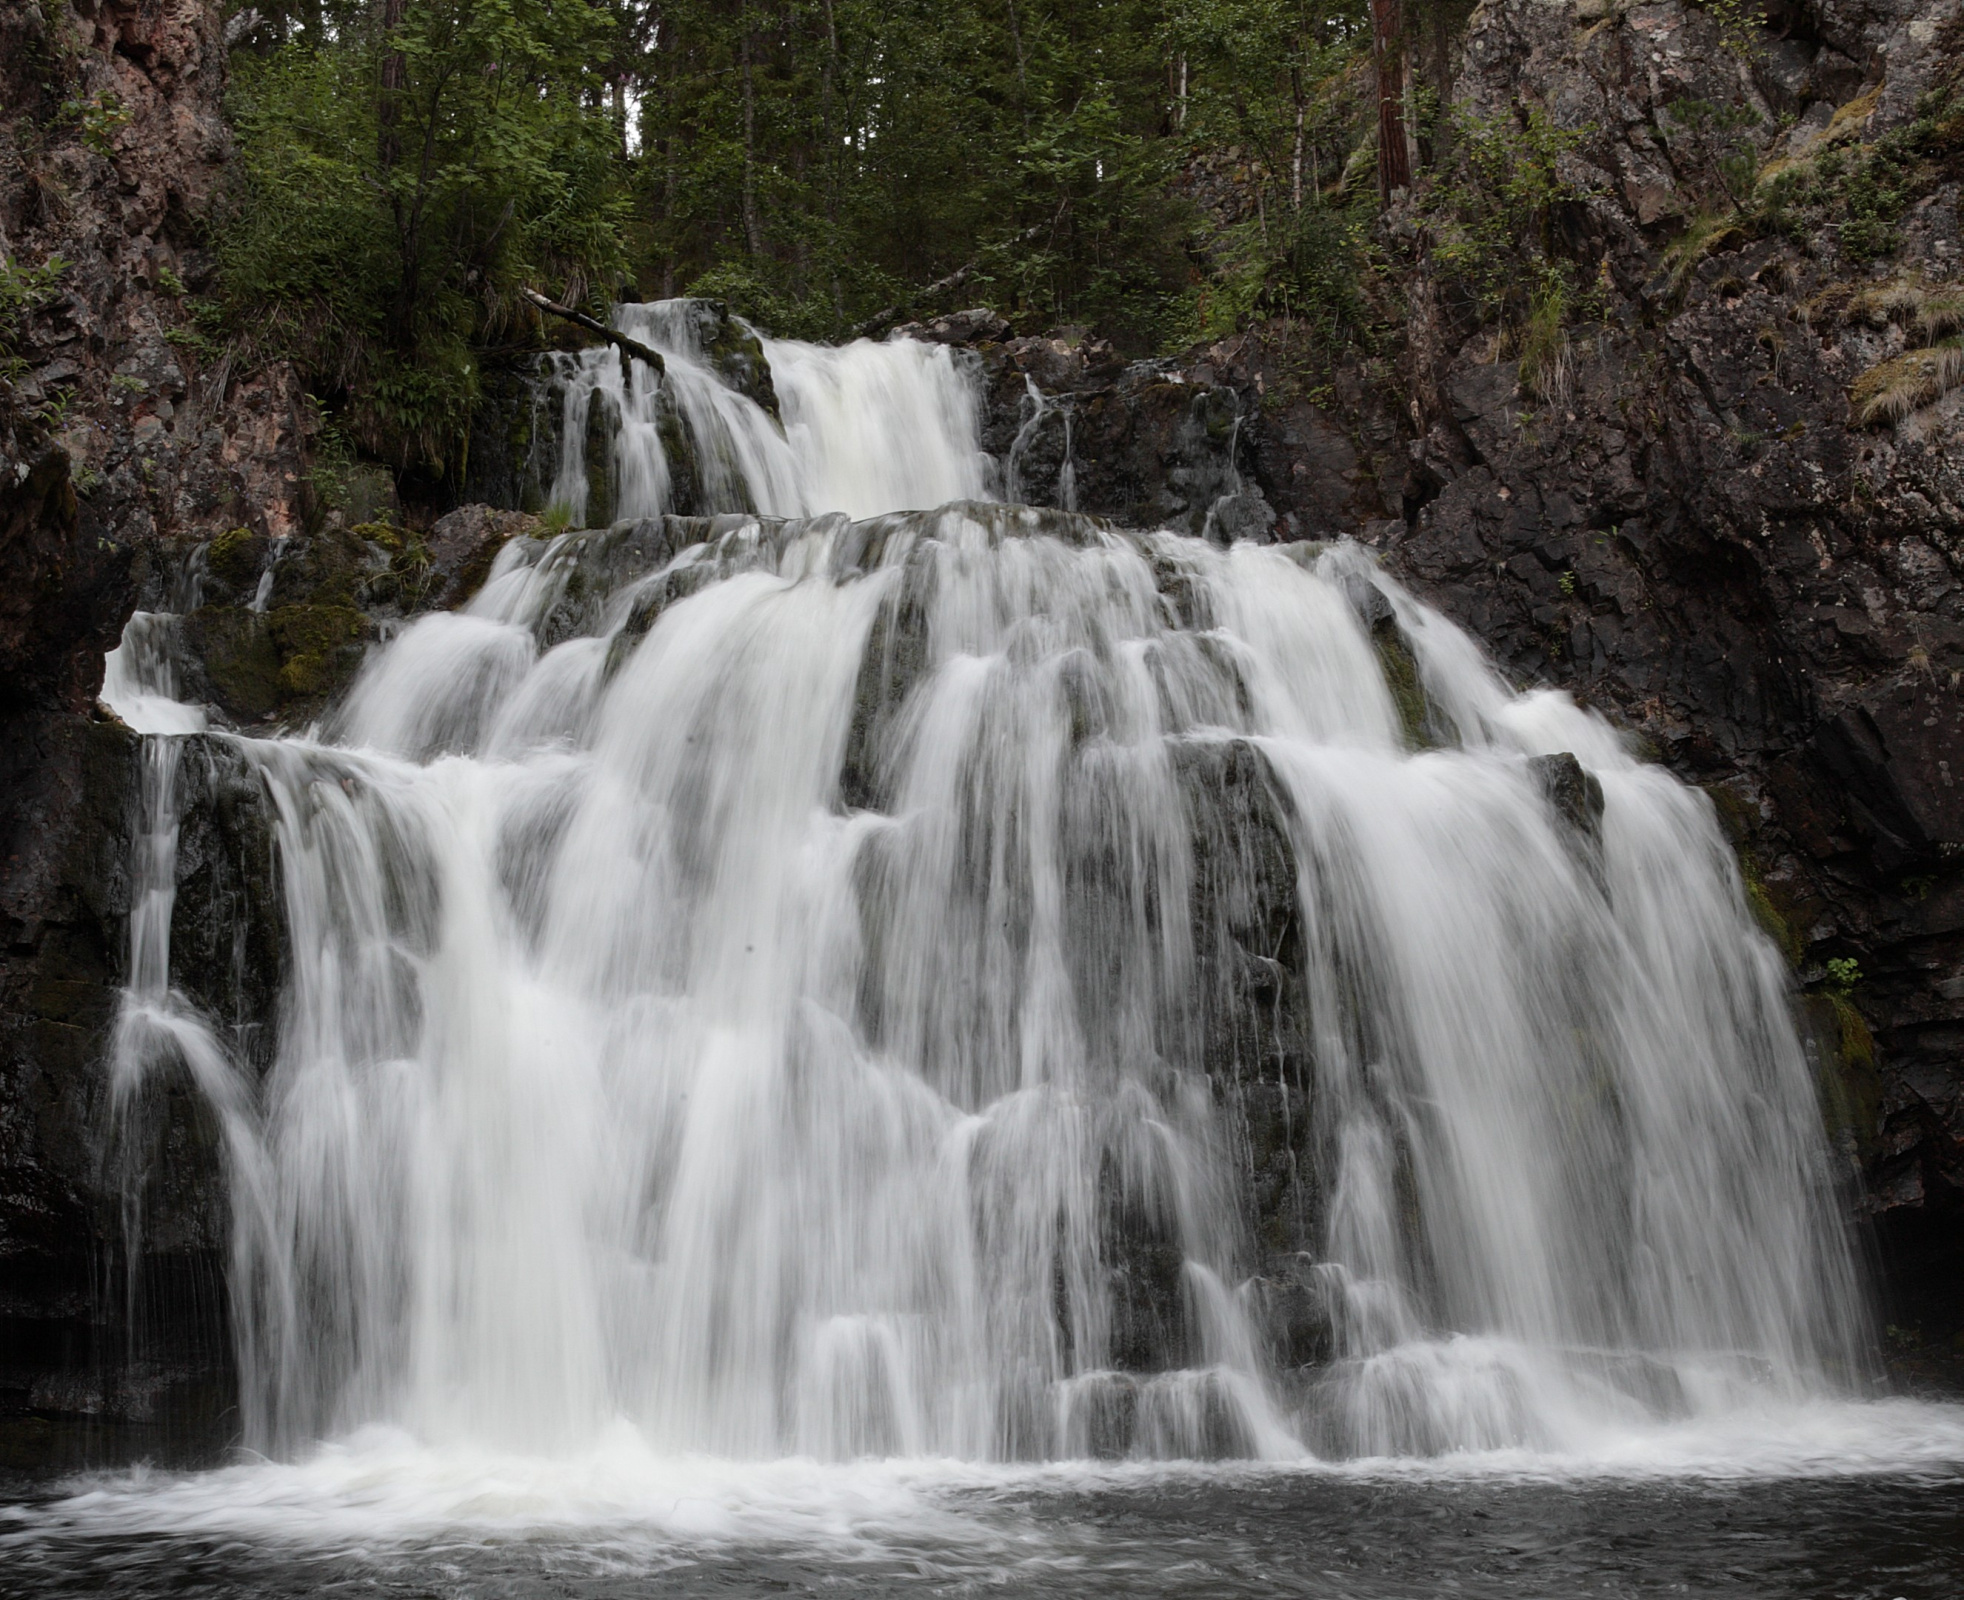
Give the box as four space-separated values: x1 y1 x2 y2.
1291 64 1306 213
739 6 765 259
378 0 407 173
1005 0 1030 126
1370 0 1411 205
822 0 843 317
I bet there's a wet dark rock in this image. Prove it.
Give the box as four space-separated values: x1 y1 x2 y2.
965 338 1262 539
673 298 781 420
583 388 622 530
1173 739 1318 1273
1531 752 1606 848
422 505 540 610
458 362 563 515
898 307 1014 346
167 737 283 1066
896 0 1964 1341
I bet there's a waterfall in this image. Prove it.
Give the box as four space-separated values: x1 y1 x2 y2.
97 313 1874 1472
1004 377 1078 511
538 301 992 525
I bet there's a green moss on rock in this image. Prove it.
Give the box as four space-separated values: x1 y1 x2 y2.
204 526 266 596
1739 851 1807 966
1803 990 1882 1160
267 604 369 698
1371 613 1431 748
183 606 283 721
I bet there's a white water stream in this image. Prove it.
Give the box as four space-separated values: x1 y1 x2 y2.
541 301 992 525
88 310 1963 1527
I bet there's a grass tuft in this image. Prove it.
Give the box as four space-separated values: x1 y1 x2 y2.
1849 339 1964 425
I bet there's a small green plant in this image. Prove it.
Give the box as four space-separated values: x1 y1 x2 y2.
163 325 219 358
1825 956 1862 992
1 251 68 356
155 264 186 296
1517 268 1575 403
1691 0 1763 59
62 90 131 158
1428 108 1594 320
1662 98 1766 212
1557 569 1577 596
36 383 76 426
539 501 576 536
109 372 146 394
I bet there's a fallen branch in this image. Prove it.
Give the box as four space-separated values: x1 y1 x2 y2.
523 288 665 377
849 224 1046 341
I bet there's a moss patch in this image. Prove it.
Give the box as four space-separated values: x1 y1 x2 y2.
1371 614 1431 748
1803 990 1882 1159
267 604 369 698
205 525 265 595
184 606 282 721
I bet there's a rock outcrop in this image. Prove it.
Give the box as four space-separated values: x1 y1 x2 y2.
0 0 315 1464
933 0 1964 1356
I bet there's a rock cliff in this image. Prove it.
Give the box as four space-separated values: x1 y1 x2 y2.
0 0 313 1462
930 0 1964 1363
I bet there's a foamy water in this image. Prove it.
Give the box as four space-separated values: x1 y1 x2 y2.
76 309 1964 1576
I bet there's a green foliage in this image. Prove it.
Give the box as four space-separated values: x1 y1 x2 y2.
0 251 68 364
638 0 1210 349
1423 106 1600 385
1427 107 1591 319
60 90 130 158
222 0 631 473
2 252 76 430
1155 0 1372 348
1752 82 1963 269
1825 956 1862 993
205 0 1429 469
1517 267 1575 401
1661 97 1765 212
1687 0 1761 61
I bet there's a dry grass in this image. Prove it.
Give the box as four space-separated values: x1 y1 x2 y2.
1805 275 1964 377
1849 339 1964 426
1824 87 1881 144
1515 277 1573 404
1838 279 1964 340
1662 210 1747 298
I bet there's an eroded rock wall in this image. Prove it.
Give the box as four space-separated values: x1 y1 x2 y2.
913 0 1964 1354
0 0 315 1463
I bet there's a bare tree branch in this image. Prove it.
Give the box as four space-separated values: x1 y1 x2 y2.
523 289 665 380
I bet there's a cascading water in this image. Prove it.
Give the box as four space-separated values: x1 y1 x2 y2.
538 300 993 526
96 310 1885 1482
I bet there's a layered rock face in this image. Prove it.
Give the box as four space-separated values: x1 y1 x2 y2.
937 0 1963 1352
0 0 313 1459
1395 0 1964 1354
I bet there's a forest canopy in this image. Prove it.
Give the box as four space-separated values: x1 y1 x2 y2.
220 0 1451 472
